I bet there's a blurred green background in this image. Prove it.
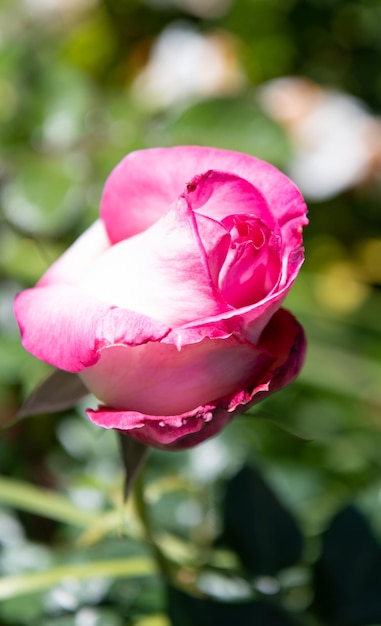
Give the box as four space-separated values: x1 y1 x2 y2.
1 0 381 624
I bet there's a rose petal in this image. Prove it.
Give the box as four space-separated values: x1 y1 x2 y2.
218 215 282 307
87 404 231 449
101 146 307 244
14 285 170 372
173 275 297 346
181 170 283 308
81 334 275 416
100 147 306 338
80 196 231 326
254 307 307 399
38 220 111 287
183 169 277 230
86 309 306 450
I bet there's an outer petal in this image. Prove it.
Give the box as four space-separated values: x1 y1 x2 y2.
100 147 306 340
183 170 278 231
80 196 231 326
169 268 300 346
86 309 306 450
38 220 111 288
101 146 307 244
87 404 233 449
80 334 275 416
14 285 170 372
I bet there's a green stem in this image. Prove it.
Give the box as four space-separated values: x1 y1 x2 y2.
133 469 172 580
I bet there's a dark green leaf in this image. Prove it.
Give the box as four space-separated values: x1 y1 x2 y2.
314 505 381 626
167 584 296 626
220 465 303 577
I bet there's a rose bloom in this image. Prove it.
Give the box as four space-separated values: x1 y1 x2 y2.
15 147 307 450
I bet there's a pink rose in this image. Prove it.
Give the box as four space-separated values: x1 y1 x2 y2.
14 147 307 450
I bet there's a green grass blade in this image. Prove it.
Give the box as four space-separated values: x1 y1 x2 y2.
0 476 97 527
0 557 155 599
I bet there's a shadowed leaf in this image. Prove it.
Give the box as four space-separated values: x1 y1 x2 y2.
167 585 296 626
314 505 381 626
220 464 303 577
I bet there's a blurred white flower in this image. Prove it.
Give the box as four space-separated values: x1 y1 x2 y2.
259 77 381 200
132 22 246 109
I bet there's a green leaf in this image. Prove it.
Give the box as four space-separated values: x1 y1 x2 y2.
167 585 296 626
220 465 303 577
314 505 381 626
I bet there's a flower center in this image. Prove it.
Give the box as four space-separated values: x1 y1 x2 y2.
225 215 266 249
219 214 281 308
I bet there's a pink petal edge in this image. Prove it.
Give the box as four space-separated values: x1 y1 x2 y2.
38 220 111 288
14 285 170 373
86 308 306 450
101 146 308 244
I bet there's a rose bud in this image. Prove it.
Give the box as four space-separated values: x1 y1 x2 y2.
15 147 308 450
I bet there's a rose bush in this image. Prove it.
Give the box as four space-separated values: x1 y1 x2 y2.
15 146 307 450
